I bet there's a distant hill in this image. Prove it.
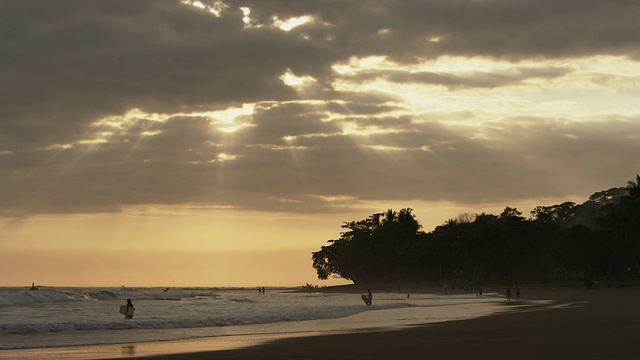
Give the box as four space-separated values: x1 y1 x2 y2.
556 187 627 229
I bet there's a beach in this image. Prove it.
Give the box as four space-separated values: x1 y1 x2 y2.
129 285 639 360
3 284 638 359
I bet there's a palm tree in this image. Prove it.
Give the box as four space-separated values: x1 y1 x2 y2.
397 208 421 234
626 174 640 198
382 208 397 224
612 174 640 278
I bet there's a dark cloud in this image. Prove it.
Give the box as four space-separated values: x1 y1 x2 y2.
249 103 340 142
384 66 572 89
1 0 640 217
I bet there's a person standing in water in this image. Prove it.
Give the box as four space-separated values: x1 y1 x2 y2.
366 289 373 306
125 299 134 319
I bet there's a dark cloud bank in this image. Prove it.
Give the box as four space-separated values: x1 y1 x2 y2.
1 0 639 217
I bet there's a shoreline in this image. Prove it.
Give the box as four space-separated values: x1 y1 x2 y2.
105 285 640 359
1 293 514 359
0 284 640 360
2 285 638 359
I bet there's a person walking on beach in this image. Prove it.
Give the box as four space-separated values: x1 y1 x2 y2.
515 286 521 301
506 286 512 301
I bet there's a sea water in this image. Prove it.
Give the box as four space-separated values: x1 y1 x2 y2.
0 287 502 351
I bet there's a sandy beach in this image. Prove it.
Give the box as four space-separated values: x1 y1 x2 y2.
122 285 640 360
4 284 638 360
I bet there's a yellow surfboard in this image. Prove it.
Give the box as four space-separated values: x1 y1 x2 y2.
119 305 135 317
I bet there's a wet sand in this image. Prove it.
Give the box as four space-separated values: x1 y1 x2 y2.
4 285 638 360
0 332 329 360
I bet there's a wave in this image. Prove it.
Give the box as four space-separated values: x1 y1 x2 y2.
0 288 219 305
0 287 420 342
0 290 75 304
0 301 415 336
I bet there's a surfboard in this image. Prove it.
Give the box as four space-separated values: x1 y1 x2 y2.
119 305 135 317
361 294 371 305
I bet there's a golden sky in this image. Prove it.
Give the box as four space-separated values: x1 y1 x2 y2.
1 0 639 287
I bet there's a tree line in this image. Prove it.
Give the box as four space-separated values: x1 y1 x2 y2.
312 175 640 284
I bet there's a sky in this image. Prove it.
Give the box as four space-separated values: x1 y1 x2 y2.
1 0 639 287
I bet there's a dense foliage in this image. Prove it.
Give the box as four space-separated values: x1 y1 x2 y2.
312 176 640 284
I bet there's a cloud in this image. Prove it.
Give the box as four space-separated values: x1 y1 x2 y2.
341 65 573 89
1 0 640 217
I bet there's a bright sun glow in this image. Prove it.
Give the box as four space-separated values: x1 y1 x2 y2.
214 153 238 162
81 105 257 148
181 0 228 17
206 104 255 133
329 54 640 128
206 103 255 123
332 56 389 75
280 69 316 87
181 2 314 31
333 54 640 79
272 15 313 31
240 6 253 27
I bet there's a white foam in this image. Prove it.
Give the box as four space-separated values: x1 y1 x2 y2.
0 288 502 350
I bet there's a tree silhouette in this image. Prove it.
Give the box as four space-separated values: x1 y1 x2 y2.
313 175 640 284
627 174 640 196
312 208 425 283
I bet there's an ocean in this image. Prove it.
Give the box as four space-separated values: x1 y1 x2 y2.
0 286 501 352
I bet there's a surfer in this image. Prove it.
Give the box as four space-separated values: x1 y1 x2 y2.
30 282 38 291
125 299 134 319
